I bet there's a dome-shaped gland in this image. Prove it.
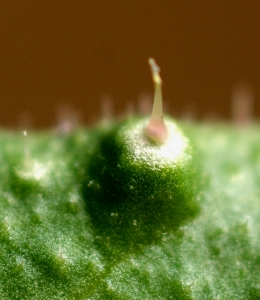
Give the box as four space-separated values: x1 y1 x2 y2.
85 59 200 257
86 116 200 256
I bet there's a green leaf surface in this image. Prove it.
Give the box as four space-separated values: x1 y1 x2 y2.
0 119 259 299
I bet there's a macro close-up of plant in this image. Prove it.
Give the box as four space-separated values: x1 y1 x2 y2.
1 2 260 299
0 57 260 299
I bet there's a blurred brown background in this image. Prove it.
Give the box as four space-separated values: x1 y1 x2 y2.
0 1 260 128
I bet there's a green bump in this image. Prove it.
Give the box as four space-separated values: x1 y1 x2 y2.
86 116 199 257
85 58 199 258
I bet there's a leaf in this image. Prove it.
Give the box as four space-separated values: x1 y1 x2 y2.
0 122 259 299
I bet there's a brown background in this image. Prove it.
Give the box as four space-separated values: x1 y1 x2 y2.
0 1 260 128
